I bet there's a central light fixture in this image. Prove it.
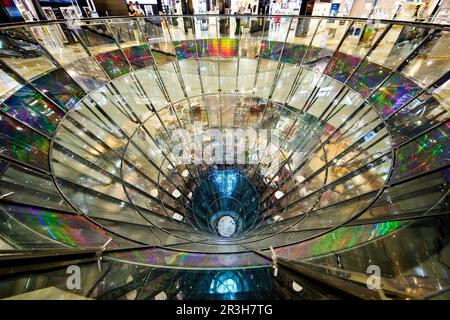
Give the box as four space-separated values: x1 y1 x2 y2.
217 215 237 238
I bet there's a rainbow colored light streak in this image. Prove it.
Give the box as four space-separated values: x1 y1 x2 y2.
219 38 238 57
3 204 121 248
0 114 49 170
123 44 155 69
174 40 198 60
1 85 64 135
274 220 404 260
259 40 284 61
95 49 132 79
194 39 239 58
347 60 391 97
324 52 361 83
31 69 85 110
392 122 450 182
108 247 271 269
369 72 422 118
197 39 219 57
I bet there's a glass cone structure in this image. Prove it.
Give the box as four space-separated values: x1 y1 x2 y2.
0 15 449 300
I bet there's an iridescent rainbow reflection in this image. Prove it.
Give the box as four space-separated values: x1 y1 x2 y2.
1 85 64 135
325 52 361 83
122 44 155 69
281 43 307 65
274 220 404 260
220 38 238 57
197 39 219 57
392 122 450 182
95 49 132 79
259 40 283 61
0 115 49 170
31 69 85 110
174 40 198 60
347 60 391 97
369 72 422 118
1 204 122 248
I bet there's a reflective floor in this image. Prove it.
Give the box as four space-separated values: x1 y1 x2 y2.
0 15 449 299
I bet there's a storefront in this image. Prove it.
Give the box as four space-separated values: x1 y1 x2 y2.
230 0 258 13
0 0 100 21
1 0 40 21
269 0 302 15
320 0 447 21
312 0 355 17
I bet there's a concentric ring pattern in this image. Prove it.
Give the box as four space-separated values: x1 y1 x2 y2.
0 15 449 284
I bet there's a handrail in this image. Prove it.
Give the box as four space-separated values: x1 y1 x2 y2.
251 248 415 299
0 15 448 30
0 247 100 279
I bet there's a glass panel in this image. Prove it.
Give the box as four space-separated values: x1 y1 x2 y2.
391 122 449 183
1 85 64 135
303 19 351 73
308 216 450 286
73 22 119 55
198 59 219 94
339 21 389 58
95 49 132 79
134 67 170 110
0 27 57 81
316 156 390 209
273 220 406 260
369 72 422 118
29 24 89 66
108 75 154 122
108 247 270 269
288 68 322 108
64 57 109 92
122 44 154 69
0 160 71 211
280 43 307 65
347 60 391 97
0 114 49 170
149 40 176 65
140 16 165 42
0 203 128 248
387 77 450 145
219 38 239 57
156 62 185 102
108 19 146 48
286 18 320 46
291 192 376 231
173 40 198 60
219 59 238 93
367 25 431 69
401 30 450 87
0 66 21 99
324 52 361 83
54 178 153 228
178 60 202 97
0 207 63 249
237 58 257 94
197 39 220 57
255 59 277 98
192 16 216 40
259 40 284 61
31 68 85 110
357 168 449 221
